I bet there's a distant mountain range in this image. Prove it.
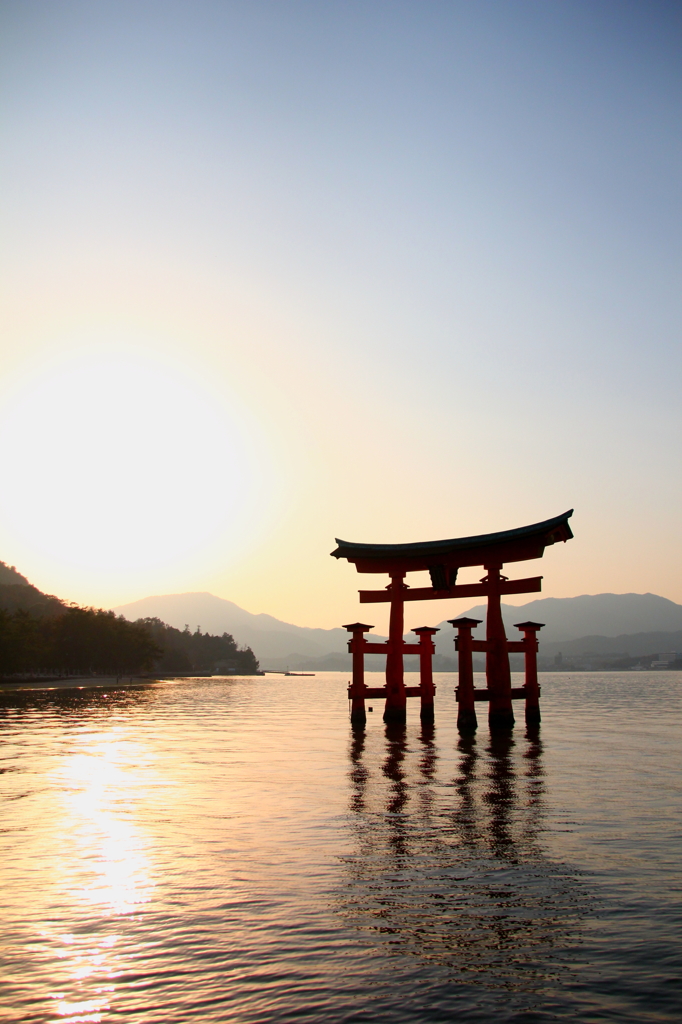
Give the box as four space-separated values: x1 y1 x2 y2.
113 592 354 667
114 591 682 670
2 557 680 671
7 552 677 671
431 593 682 645
2 552 680 671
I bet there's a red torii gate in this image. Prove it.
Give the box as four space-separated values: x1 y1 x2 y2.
331 510 573 731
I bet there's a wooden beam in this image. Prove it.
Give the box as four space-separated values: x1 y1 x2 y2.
351 686 424 698
455 686 531 702
359 576 542 604
361 642 421 655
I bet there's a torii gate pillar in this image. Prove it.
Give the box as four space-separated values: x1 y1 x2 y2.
484 566 515 729
449 617 480 733
384 573 407 724
413 626 438 721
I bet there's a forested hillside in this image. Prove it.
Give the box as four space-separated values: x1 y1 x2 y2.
0 562 259 678
0 560 65 618
139 618 259 675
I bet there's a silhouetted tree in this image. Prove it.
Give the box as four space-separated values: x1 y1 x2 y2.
0 606 160 677
49 607 161 675
138 617 259 674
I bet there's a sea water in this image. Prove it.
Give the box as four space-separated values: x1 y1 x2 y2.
0 672 679 1023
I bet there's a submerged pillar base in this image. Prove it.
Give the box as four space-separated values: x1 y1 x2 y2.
488 708 515 731
525 705 541 725
457 708 478 733
383 705 407 725
420 703 435 722
350 710 367 727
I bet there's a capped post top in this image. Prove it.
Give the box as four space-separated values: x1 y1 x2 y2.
342 622 374 632
413 626 440 634
448 617 483 628
514 621 545 631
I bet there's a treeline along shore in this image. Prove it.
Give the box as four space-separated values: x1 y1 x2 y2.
0 562 259 679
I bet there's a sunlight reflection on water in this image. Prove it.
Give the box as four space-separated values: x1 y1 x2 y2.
36 732 158 1023
0 673 679 1023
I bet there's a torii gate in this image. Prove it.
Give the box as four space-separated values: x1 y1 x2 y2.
331 510 573 731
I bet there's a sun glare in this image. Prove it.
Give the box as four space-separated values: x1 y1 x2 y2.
42 732 157 1023
0 346 271 593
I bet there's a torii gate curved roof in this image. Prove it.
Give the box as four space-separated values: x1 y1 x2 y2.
331 509 574 573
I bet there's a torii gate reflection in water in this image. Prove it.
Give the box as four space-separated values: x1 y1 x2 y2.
331 511 573 731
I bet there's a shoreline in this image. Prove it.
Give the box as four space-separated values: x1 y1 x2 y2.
0 676 161 692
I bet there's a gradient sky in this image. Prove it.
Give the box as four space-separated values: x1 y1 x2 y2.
0 0 680 632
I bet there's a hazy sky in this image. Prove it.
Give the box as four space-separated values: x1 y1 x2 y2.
1 0 680 631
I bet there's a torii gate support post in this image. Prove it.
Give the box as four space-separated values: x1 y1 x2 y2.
384 573 407 724
344 622 373 726
449 617 481 733
515 621 544 725
413 627 439 722
484 566 515 730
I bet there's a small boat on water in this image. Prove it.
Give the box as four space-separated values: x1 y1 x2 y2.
284 671 315 677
